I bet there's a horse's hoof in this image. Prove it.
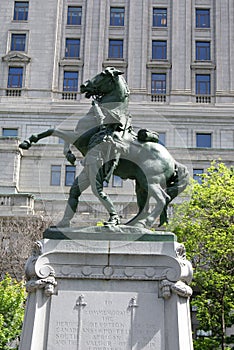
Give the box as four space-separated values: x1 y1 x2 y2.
19 140 31 150
104 214 120 226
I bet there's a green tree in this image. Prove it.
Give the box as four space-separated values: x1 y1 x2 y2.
169 162 234 350
0 274 25 350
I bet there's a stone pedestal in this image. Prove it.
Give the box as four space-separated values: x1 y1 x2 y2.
19 226 193 350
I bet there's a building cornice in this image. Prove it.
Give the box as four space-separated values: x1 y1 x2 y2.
59 59 84 67
190 61 216 70
2 51 31 63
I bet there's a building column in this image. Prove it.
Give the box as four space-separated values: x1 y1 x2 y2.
127 0 148 93
215 0 231 96
170 0 192 101
83 0 106 81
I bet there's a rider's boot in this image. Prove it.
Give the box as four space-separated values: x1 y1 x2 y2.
104 214 121 226
56 203 76 228
56 215 71 228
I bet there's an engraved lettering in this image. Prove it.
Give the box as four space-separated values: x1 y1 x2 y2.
50 294 162 349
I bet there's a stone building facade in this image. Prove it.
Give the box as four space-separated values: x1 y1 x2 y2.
0 0 233 226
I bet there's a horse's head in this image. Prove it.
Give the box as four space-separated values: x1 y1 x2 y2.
80 67 129 102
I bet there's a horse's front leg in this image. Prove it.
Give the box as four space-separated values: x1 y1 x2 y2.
19 128 55 150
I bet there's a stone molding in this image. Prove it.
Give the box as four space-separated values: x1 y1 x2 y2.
59 58 84 67
2 51 31 63
146 61 172 69
190 62 216 70
24 228 193 300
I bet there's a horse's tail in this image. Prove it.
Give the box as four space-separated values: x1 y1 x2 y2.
166 161 190 201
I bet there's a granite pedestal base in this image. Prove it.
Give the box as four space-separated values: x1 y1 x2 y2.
19 226 193 350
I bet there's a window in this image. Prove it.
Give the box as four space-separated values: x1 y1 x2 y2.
51 165 61 186
2 128 18 137
8 67 23 88
63 71 78 92
152 41 167 60
196 74 210 95
151 73 166 94
196 133 211 148
196 9 210 28
67 6 82 25
153 8 167 27
110 7 125 26
14 1 28 21
11 34 26 51
65 39 80 58
65 165 76 186
112 175 123 187
193 169 204 184
158 132 166 146
108 39 123 59
196 41 210 60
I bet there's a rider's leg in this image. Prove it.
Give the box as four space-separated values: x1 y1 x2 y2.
56 170 90 227
87 163 120 225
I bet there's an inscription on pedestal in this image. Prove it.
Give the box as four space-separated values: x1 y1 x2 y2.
47 291 164 350
54 321 78 347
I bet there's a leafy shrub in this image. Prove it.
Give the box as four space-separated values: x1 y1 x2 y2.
0 275 25 350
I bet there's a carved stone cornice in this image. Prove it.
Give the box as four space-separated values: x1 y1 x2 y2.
147 60 172 69
2 51 31 63
59 59 84 67
25 228 193 300
190 61 216 70
102 60 128 68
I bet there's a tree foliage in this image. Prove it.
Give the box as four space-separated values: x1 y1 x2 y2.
168 161 234 350
0 274 25 350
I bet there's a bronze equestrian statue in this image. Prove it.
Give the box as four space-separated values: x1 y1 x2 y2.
20 67 189 228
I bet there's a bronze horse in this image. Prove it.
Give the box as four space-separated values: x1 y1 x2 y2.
20 67 189 228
